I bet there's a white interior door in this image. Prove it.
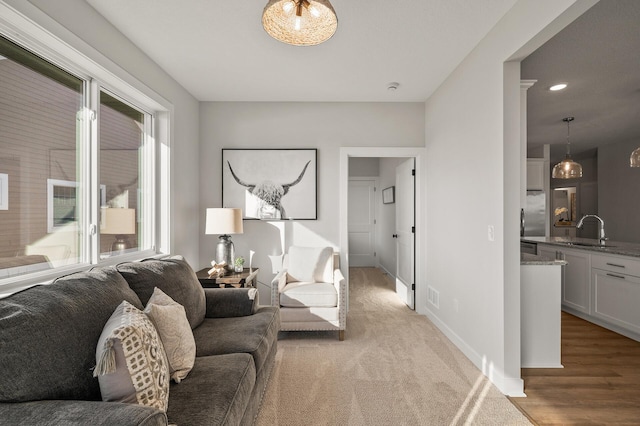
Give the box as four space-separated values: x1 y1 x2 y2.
396 159 415 309
348 179 376 267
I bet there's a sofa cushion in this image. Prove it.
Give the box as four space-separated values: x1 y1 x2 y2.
192 306 279 377
117 256 206 329
280 282 337 307
144 287 196 383
0 400 167 426
0 267 143 402
95 301 169 412
285 246 333 283
166 354 255 426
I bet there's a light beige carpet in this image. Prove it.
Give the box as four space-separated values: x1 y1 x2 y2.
256 267 531 425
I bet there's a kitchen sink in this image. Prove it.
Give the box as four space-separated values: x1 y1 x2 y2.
566 242 615 248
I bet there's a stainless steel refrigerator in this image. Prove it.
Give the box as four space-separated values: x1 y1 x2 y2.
522 190 546 236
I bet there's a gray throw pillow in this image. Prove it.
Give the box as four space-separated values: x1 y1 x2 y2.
117 256 206 329
144 287 196 383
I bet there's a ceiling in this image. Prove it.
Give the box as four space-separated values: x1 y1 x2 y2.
86 1 640 161
86 0 518 102
523 0 640 162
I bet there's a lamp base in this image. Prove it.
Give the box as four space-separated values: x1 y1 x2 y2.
215 235 235 272
110 235 130 255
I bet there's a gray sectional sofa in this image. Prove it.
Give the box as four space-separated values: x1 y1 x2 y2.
0 256 279 426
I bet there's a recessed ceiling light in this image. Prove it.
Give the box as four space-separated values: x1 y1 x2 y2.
549 83 568 91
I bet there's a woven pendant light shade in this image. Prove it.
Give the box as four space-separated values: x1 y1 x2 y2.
631 146 640 167
263 0 337 46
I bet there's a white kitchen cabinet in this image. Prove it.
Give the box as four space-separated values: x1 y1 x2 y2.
527 158 545 190
591 254 640 336
537 245 591 314
530 242 640 342
560 248 591 314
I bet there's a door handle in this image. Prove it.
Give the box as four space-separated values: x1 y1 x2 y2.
392 234 398 238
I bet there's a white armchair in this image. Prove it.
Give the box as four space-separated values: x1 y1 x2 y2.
271 246 346 340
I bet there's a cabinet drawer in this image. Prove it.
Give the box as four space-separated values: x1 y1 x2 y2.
591 269 640 334
591 254 640 278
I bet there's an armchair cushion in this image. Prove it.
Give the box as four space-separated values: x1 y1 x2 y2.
285 246 333 283
280 282 337 308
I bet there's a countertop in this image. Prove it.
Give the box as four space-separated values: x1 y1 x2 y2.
521 252 567 266
522 236 640 258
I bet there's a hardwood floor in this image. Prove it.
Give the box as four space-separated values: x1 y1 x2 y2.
509 312 640 425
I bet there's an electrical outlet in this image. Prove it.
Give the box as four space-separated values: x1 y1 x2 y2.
427 286 439 309
488 225 495 242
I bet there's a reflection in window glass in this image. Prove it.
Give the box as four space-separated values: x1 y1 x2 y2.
0 36 83 277
99 91 147 257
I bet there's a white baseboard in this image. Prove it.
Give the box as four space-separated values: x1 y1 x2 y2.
422 305 525 397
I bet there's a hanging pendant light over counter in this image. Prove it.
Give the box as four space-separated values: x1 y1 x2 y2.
262 0 338 46
552 117 583 179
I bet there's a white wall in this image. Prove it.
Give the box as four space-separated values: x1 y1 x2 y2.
377 158 405 275
349 157 379 177
598 138 640 242
8 0 201 266
199 102 424 301
422 0 596 395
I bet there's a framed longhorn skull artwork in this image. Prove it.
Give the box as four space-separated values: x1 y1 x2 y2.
222 149 317 220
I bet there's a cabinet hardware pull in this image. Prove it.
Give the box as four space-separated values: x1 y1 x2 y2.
606 273 626 279
605 262 625 268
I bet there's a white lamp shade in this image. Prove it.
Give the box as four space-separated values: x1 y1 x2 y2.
101 208 136 235
205 208 244 235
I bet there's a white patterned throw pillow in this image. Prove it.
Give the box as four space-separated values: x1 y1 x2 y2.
144 287 196 383
94 300 169 412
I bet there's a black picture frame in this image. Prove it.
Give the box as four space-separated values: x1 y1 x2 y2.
222 149 317 220
382 186 395 204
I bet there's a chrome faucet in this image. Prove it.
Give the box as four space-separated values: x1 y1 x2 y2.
576 214 607 243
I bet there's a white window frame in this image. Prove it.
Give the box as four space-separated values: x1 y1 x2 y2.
0 3 171 295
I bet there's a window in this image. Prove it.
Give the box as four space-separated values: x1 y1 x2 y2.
0 27 163 285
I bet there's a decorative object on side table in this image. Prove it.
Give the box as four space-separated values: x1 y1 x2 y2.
205 208 243 272
196 267 259 289
234 256 245 273
207 260 227 278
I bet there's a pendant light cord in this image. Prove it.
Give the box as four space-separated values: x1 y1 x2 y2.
563 116 574 156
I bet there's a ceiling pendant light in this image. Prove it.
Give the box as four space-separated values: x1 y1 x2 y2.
630 146 640 167
262 0 338 46
552 117 583 179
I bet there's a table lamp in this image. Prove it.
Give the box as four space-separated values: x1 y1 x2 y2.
101 207 136 254
205 208 243 272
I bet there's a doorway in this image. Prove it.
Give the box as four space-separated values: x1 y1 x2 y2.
340 147 425 312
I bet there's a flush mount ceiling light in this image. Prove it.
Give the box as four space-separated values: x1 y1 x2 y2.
549 83 568 91
552 117 583 179
262 0 337 46
631 146 640 167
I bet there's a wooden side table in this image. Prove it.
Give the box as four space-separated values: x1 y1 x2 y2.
195 267 259 289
